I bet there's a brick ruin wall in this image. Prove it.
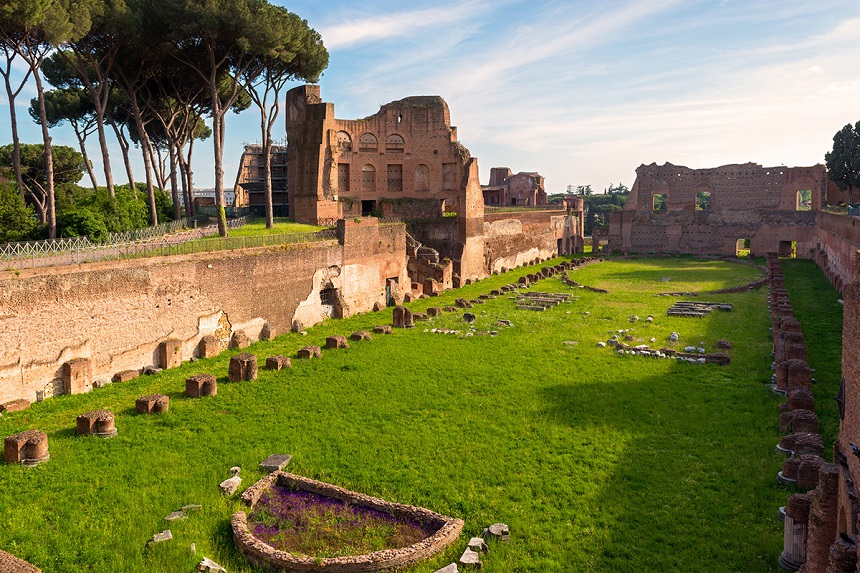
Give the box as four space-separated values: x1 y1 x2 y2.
608 162 826 257
484 210 577 272
0 222 406 405
813 212 860 291
286 84 471 225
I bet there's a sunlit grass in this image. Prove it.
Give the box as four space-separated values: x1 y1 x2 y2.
0 257 839 572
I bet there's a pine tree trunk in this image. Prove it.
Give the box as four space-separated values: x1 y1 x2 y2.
260 107 273 229
109 121 135 194
73 125 99 193
186 137 196 217
169 144 180 220
3 76 26 199
33 70 56 239
94 104 115 197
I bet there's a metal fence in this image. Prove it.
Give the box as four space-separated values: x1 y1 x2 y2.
485 205 567 213
1 227 338 270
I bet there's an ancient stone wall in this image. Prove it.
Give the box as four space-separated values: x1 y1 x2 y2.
0 222 406 406
833 252 860 559
609 162 826 256
813 212 860 291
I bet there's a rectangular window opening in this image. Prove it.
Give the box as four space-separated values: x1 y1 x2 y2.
796 190 812 211
695 191 710 210
652 194 667 211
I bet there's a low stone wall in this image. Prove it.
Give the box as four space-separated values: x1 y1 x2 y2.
0 221 407 405
233 472 463 572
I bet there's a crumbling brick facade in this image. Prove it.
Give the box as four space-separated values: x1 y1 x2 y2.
285 85 472 225
233 144 289 215
482 167 548 206
608 162 826 256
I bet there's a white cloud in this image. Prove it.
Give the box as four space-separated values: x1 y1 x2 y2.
319 0 499 50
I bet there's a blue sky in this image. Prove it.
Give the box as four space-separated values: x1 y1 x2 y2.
2 0 860 195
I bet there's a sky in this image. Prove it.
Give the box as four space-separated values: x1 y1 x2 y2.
2 0 860 195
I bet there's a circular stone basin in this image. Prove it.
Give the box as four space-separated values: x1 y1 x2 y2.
232 472 463 572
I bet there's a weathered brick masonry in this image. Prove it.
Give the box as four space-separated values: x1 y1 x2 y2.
0 220 406 405
609 162 825 257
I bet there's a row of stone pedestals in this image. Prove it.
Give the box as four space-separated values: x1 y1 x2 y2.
768 254 853 572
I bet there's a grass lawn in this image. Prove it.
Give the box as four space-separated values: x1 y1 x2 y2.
209 218 328 238
0 256 841 572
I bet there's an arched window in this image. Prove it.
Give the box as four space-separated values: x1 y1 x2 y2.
386 134 405 153
414 164 429 191
358 133 378 153
361 165 375 190
336 131 352 152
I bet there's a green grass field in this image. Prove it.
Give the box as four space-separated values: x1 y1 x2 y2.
210 218 328 238
0 256 842 572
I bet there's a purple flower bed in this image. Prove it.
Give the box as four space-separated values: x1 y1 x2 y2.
248 485 439 558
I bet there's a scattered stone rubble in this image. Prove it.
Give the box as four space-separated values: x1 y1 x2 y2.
666 301 732 317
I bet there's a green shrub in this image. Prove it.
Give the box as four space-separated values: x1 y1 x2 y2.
57 208 108 242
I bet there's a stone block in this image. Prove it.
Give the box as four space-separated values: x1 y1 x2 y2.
350 331 372 341
159 338 183 369
198 335 221 358
393 305 414 328
76 410 117 438
219 475 241 495
373 325 393 335
230 330 251 349
787 388 815 411
186 374 218 397
63 357 92 395
797 455 826 489
483 522 510 542
779 409 819 434
427 307 441 317
265 356 291 370
325 335 349 349
136 394 169 414
259 454 292 473
297 346 322 359
518 276 530 286
112 369 139 383
0 399 30 413
459 549 482 570
779 493 812 570
229 353 258 381
826 537 857 573
424 279 440 296
434 565 458 573
4 430 49 466
259 322 274 341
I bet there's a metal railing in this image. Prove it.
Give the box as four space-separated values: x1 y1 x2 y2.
1 226 338 270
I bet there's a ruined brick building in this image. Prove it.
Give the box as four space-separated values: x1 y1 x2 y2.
233 143 289 216
482 168 548 206
285 85 472 224
608 162 826 257
283 85 584 286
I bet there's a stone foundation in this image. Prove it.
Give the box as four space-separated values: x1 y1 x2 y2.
76 410 117 438
233 472 463 572
4 430 49 466
186 374 218 397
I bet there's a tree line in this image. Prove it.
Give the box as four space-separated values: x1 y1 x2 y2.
0 0 328 240
550 183 629 236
